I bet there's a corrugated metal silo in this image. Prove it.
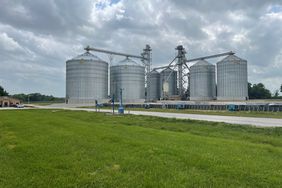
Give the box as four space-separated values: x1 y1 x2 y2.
160 68 177 99
148 70 160 101
190 60 216 100
217 55 248 100
110 58 145 102
66 52 108 104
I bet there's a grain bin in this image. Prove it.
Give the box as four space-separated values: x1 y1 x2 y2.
190 60 216 100
160 68 177 99
110 58 145 102
148 70 160 101
66 52 108 104
217 55 248 100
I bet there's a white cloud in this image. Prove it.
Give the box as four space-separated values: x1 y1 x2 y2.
0 32 22 51
262 12 282 21
90 0 125 27
227 11 248 22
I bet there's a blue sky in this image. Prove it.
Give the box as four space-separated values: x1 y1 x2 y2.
270 4 282 13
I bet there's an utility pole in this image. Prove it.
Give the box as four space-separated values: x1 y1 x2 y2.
112 94 115 115
118 88 124 114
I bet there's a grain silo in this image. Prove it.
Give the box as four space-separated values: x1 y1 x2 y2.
66 52 108 104
110 57 145 102
190 60 216 100
160 68 177 99
148 70 160 101
217 55 248 100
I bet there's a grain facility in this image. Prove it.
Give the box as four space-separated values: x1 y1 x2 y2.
110 58 145 103
217 55 248 100
66 52 108 104
190 60 216 100
65 45 249 105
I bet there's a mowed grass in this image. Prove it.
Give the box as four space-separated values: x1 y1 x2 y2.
29 101 64 106
0 110 282 187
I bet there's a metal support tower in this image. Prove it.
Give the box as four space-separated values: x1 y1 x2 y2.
141 45 152 101
153 47 235 100
176 45 187 99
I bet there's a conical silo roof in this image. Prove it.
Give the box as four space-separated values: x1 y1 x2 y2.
112 57 143 66
192 59 213 66
219 54 246 62
71 52 102 61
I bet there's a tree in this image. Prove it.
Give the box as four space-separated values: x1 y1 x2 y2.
248 83 272 99
0 85 8 96
280 84 282 93
11 93 63 102
273 90 280 98
12 93 27 101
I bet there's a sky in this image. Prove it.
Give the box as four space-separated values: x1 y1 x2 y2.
0 0 282 97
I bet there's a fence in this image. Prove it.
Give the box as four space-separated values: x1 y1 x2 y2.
103 103 282 112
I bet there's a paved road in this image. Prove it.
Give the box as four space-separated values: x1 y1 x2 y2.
32 106 282 128
127 110 282 127
1 106 282 127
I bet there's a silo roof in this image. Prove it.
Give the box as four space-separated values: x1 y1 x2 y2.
113 57 143 66
192 59 213 66
71 52 102 61
220 54 246 62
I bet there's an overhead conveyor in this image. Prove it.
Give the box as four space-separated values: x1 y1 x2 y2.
153 45 235 99
84 45 152 101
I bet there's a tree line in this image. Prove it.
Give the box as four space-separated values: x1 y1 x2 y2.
11 93 65 102
0 86 64 102
248 83 282 99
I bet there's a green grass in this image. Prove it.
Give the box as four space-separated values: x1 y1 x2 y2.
28 101 64 106
0 110 282 187
82 106 282 119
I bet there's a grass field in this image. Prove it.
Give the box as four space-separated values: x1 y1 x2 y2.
82 106 282 119
29 101 64 106
1 110 282 187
